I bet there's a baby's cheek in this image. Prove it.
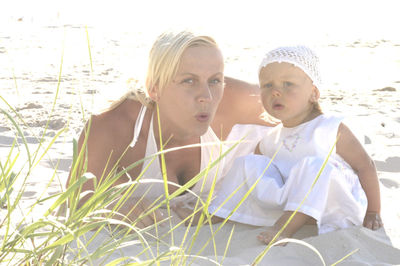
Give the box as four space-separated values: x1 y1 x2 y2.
260 94 269 107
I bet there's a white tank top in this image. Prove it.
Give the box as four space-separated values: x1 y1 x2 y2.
130 105 271 204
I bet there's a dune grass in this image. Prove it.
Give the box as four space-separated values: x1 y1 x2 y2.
0 26 358 265
0 99 240 265
0 104 358 266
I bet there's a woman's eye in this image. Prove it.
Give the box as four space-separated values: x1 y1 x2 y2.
182 78 194 84
209 78 221 85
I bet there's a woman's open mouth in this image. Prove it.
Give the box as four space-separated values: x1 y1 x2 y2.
195 113 210 122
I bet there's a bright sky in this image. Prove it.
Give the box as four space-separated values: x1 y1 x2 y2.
1 0 399 93
2 0 399 44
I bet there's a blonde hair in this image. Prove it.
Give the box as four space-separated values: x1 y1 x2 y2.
146 31 218 96
105 31 218 112
313 102 323 113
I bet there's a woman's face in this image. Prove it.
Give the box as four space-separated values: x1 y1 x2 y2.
156 46 224 140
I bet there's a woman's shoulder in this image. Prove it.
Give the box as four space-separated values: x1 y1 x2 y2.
88 99 147 143
223 77 260 106
214 77 273 132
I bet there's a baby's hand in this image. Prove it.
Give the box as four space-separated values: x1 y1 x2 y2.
363 211 383 230
257 227 288 246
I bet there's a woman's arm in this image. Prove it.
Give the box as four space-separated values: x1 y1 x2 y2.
67 102 163 228
336 123 383 230
67 115 117 195
212 76 276 140
68 99 146 192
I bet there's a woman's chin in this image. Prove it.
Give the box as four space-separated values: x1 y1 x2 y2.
190 123 210 138
198 126 210 137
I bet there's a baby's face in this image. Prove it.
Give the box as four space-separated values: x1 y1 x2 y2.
259 62 319 127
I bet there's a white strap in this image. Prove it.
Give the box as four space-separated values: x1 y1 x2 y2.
129 105 147 148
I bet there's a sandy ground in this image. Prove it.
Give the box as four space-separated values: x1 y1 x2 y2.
1 3 400 265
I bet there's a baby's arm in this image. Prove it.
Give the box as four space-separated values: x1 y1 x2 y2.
254 142 262 155
336 123 383 230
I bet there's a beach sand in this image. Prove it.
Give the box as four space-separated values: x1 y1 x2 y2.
1 2 400 264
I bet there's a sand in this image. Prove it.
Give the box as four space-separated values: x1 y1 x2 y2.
1 1 400 265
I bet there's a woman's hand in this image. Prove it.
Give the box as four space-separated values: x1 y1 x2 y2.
108 197 164 228
171 201 202 225
363 211 383 230
171 201 223 226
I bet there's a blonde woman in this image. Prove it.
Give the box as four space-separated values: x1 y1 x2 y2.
67 30 274 227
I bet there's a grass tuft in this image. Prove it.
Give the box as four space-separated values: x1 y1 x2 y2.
0 26 360 266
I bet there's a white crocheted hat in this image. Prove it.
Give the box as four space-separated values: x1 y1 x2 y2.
259 45 322 89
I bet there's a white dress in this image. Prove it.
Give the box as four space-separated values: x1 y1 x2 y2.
208 114 367 234
129 106 271 207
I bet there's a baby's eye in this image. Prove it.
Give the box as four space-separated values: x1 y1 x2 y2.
262 83 273 89
283 81 294 87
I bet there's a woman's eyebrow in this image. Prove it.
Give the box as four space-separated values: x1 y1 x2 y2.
177 72 223 77
210 72 223 76
177 72 197 77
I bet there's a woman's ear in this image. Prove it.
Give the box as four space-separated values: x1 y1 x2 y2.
148 86 159 102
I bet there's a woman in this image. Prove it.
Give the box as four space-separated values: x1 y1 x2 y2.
67 30 274 227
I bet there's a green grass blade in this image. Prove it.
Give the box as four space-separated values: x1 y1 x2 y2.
33 128 66 168
155 104 174 246
220 223 235 265
0 107 32 169
40 220 109 253
85 25 94 73
44 173 95 217
193 143 281 259
331 248 359 265
252 137 339 265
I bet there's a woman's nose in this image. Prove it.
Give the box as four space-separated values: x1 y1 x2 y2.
197 83 213 103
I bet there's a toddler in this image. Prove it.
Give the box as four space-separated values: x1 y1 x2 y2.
208 46 383 244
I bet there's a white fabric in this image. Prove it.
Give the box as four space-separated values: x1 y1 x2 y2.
258 45 322 89
209 114 367 234
130 107 272 207
129 105 147 148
